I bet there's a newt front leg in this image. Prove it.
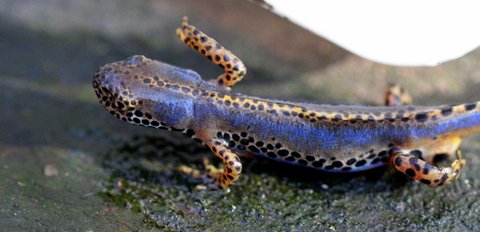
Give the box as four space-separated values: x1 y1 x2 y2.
176 17 247 88
179 138 242 189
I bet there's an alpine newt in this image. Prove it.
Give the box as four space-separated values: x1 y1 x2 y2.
93 18 474 189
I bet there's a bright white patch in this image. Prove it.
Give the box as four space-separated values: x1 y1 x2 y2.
265 0 480 66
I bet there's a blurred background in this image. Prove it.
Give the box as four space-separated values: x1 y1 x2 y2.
268 0 480 66
0 0 479 231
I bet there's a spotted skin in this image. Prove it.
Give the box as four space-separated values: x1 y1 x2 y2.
176 17 246 88
391 149 465 187
93 19 480 189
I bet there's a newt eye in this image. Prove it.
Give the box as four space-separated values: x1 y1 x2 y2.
124 55 147 65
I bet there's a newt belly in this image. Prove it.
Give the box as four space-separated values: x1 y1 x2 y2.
93 18 476 189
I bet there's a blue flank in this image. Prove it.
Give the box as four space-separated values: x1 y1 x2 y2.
199 103 480 155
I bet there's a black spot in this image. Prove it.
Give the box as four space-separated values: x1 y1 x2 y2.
277 149 289 157
215 55 221 62
346 158 356 165
267 152 277 158
405 168 416 177
266 144 274 150
232 134 240 141
355 160 367 167
465 103 477 111
414 113 428 122
223 133 230 141
133 118 141 124
332 161 343 168
305 155 315 161
378 150 388 157
248 146 260 153
134 110 143 117
394 156 402 166
408 157 418 165
312 159 326 168
116 101 125 109
367 153 376 159
422 166 430 175
240 139 250 146
441 107 453 116
255 141 264 147
141 119 150 125
420 179 431 185
240 132 248 137
200 36 207 43
150 121 160 127
292 152 301 158
228 141 236 147
275 143 282 149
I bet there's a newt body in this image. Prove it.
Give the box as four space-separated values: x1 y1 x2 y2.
93 18 472 188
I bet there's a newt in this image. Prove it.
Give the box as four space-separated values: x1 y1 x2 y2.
93 18 475 189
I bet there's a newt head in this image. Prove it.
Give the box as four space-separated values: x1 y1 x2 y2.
92 55 202 130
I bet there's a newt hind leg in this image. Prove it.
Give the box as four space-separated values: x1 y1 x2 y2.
176 17 247 88
390 135 466 187
390 148 465 186
385 84 412 106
